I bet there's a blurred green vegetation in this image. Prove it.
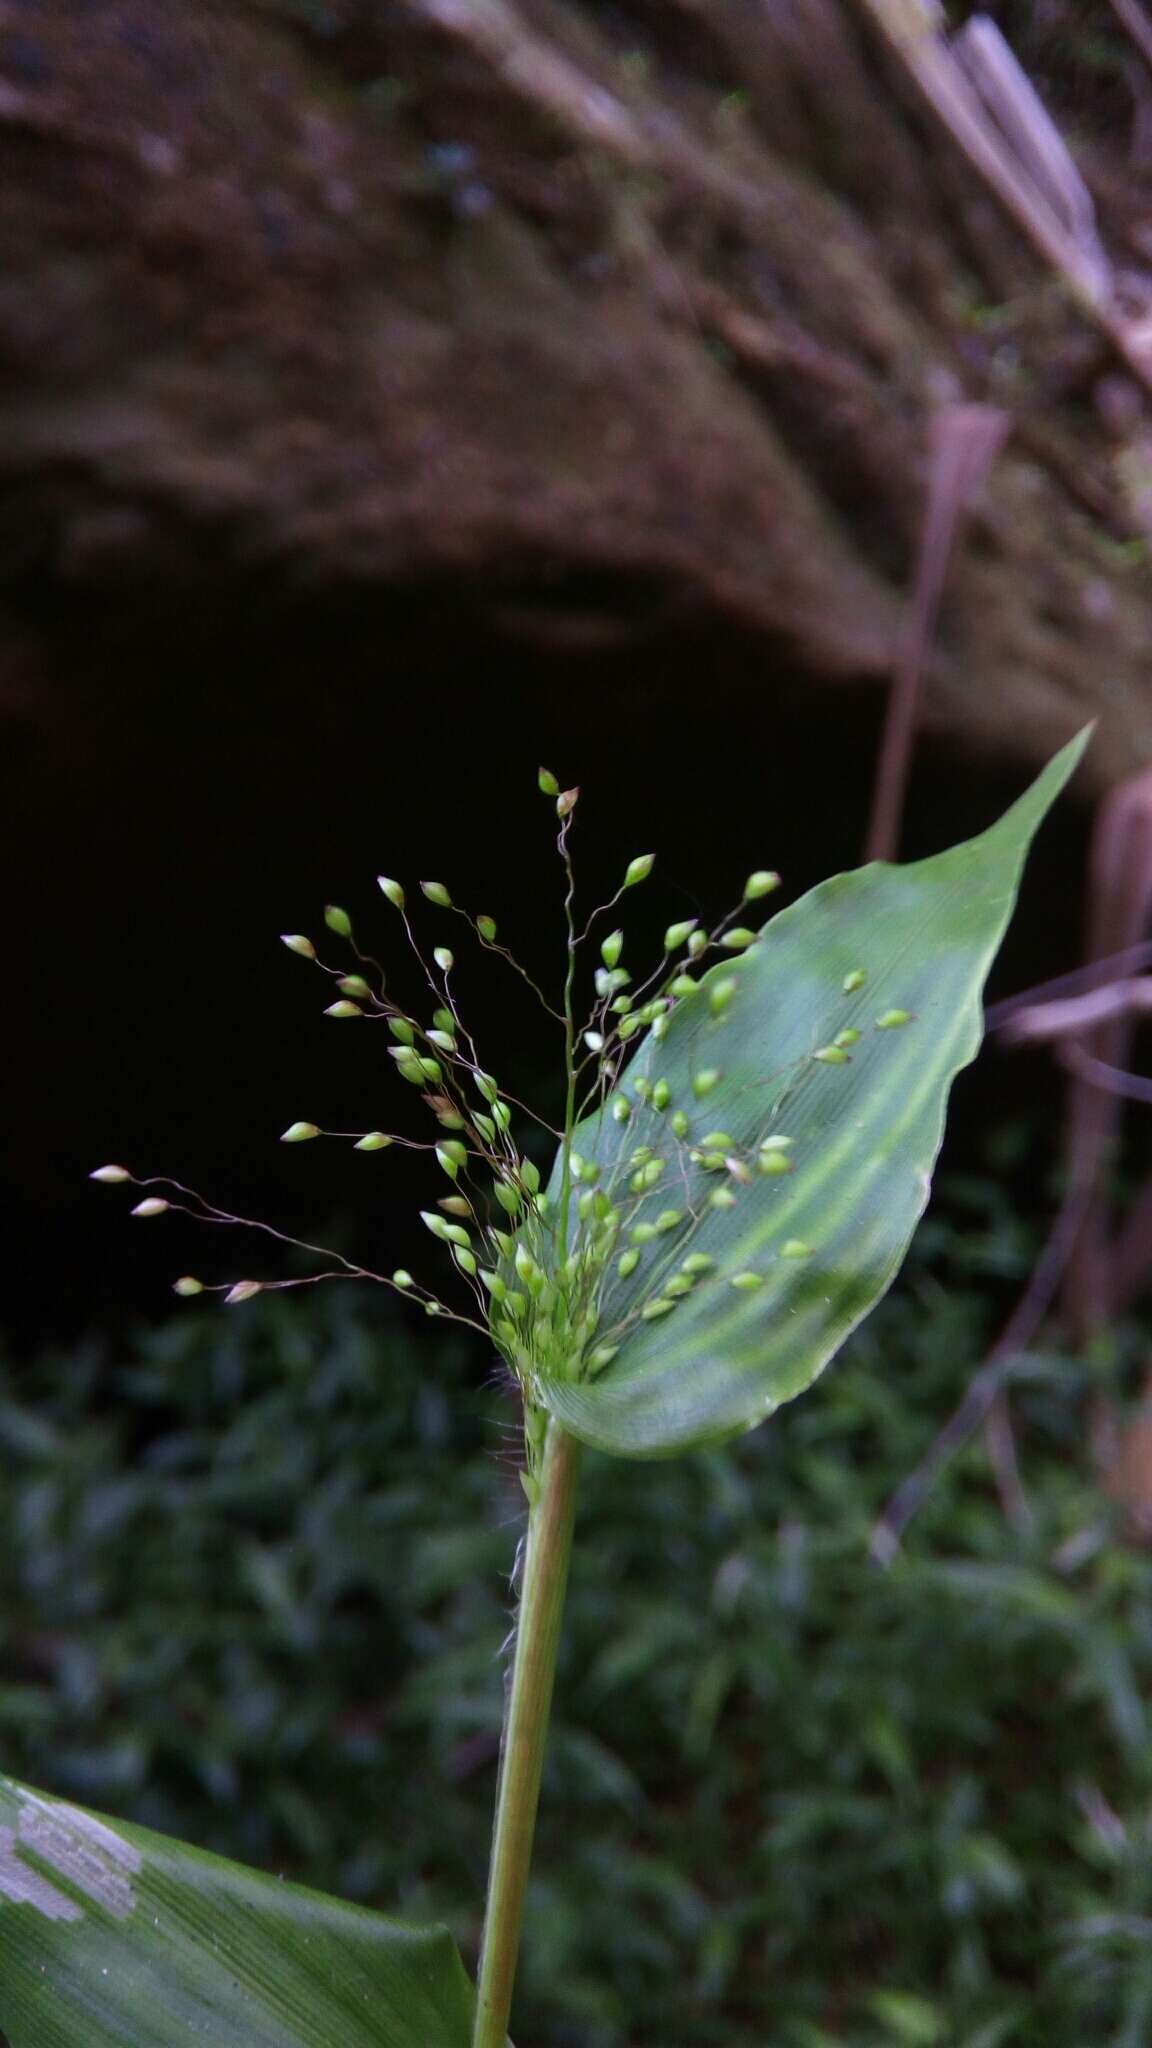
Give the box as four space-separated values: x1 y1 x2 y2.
3 1184 1152 2047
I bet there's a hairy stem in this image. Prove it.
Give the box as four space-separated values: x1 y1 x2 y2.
472 1419 583 2048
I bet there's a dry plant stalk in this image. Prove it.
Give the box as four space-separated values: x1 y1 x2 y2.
1060 767 1152 1339
865 403 1008 863
1053 776 1152 1519
874 770 1152 1558
1109 0 1152 79
870 1180 1094 1563
1002 980 1152 1044
954 16 1111 298
852 0 1152 397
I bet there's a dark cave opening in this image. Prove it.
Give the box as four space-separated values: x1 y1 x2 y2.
3 568 1089 1354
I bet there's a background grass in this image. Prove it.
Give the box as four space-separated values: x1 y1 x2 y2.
3 1174 1152 2046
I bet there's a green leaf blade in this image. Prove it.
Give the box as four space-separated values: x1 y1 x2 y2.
538 733 1087 1458
0 1775 475 2048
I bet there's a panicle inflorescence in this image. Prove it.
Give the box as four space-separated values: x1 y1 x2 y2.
93 761 923 1499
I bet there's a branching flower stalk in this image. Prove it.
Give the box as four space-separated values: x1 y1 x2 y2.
92 769 877 2046
73 739 1081 2048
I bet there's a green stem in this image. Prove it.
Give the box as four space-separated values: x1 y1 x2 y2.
472 1419 583 2048
557 828 579 1256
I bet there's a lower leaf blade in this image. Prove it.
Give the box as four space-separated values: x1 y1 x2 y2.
0 1775 475 2048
